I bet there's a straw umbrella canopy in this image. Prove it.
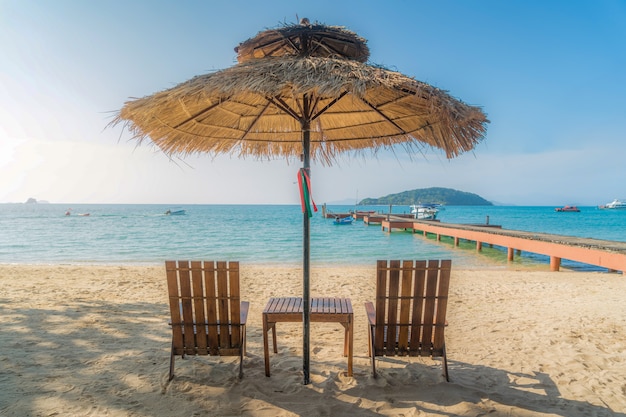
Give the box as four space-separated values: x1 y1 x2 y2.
113 19 488 384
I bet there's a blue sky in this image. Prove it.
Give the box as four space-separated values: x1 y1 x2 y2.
1 0 625 205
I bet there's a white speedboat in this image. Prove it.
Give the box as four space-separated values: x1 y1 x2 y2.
410 204 439 220
599 199 626 210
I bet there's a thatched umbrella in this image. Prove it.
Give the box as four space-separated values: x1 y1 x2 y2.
113 19 488 384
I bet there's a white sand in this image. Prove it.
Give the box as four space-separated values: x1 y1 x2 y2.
1 264 625 416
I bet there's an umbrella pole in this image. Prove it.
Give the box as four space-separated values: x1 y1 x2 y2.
302 118 311 385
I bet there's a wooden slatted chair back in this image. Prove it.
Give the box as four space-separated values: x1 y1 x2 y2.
367 259 451 380
166 260 248 379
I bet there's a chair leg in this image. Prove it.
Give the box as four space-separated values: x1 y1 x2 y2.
238 350 244 379
369 326 377 378
442 344 449 382
238 328 245 379
242 325 247 356
169 344 175 381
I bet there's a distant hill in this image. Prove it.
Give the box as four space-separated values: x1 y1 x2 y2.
359 187 492 206
25 197 50 204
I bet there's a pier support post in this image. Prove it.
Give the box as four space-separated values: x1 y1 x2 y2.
550 256 561 271
454 237 459 246
507 247 514 261
476 241 482 251
437 234 441 241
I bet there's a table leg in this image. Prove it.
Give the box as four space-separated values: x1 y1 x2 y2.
272 324 277 353
340 318 354 377
348 314 353 376
263 315 270 377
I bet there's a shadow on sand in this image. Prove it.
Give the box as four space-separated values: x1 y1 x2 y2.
0 299 622 417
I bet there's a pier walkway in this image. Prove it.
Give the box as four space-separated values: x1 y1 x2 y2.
369 215 626 273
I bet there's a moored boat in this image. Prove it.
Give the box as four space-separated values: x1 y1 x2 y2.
598 199 626 210
333 216 354 225
410 204 439 220
555 205 580 212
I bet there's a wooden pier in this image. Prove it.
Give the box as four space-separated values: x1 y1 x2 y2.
363 213 414 225
376 218 626 273
321 204 413 221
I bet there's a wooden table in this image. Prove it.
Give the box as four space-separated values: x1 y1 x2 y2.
262 297 353 377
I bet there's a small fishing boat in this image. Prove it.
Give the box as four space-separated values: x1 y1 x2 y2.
333 216 354 225
165 208 186 215
65 208 90 216
353 210 376 216
555 205 580 212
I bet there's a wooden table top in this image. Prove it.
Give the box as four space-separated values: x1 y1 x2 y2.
263 297 353 315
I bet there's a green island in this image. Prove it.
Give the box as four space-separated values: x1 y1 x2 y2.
359 187 492 206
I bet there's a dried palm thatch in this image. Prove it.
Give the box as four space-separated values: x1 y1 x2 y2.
115 56 487 165
235 19 370 63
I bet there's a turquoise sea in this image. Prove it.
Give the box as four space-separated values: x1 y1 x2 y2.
1 204 625 271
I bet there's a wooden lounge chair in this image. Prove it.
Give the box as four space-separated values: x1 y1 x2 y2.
364 259 451 381
166 260 249 380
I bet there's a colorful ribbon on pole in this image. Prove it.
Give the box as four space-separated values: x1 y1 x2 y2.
298 168 317 218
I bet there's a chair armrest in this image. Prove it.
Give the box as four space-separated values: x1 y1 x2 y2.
240 301 250 324
364 301 376 326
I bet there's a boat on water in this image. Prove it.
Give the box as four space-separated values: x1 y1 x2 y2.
353 210 377 216
598 199 626 210
333 216 354 225
410 204 439 220
555 205 580 212
165 208 186 215
65 209 90 216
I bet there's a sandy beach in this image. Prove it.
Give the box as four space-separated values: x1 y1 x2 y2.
1 263 625 416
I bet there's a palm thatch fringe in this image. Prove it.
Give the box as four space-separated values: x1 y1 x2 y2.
113 57 488 164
